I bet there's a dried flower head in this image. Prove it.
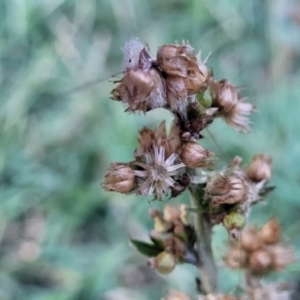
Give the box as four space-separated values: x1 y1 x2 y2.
205 174 248 206
210 79 255 132
241 228 262 252
134 146 185 200
157 43 197 77
111 68 166 113
222 100 254 133
259 218 281 244
180 142 214 169
224 246 248 269
268 245 296 270
213 80 239 112
249 249 273 274
102 163 135 194
247 154 272 183
136 120 182 159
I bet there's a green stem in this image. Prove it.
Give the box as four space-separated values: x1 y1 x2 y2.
189 186 218 295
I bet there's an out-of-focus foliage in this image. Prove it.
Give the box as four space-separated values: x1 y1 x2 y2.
0 0 300 299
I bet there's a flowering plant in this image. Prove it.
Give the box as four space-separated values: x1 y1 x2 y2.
102 39 295 299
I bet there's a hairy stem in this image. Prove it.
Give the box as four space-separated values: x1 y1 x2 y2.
189 186 218 294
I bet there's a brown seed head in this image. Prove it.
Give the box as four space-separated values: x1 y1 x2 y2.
157 43 196 77
214 80 239 112
249 249 272 273
111 68 166 112
268 245 296 270
248 154 272 182
259 218 281 245
180 142 214 169
111 69 153 111
224 247 247 269
241 228 262 252
136 121 181 158
184 67 209 95
102 163 135 194
205 175 248 206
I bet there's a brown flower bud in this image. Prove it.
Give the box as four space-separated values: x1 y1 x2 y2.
241 228 262 252
157 44 196 77
205 175 248 206
155 251 177 274
224 247 247 269
102 163 135 194
163 205 180 223
111 68 166 112
214 80 239 112
248 154 272 182
111 69 154 111
181 142 214 169
184 67 209 95
249 249 272 273
268 245 296 270
259 218 281 245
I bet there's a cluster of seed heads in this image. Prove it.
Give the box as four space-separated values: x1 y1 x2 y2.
101 39 295 300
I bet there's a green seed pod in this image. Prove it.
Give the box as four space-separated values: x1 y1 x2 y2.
155 251 177 274
223 212 246 239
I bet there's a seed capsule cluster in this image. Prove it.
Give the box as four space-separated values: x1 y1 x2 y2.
224 218 296 275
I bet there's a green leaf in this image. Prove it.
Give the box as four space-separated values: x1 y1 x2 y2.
130 239 163 257
150 235 164 248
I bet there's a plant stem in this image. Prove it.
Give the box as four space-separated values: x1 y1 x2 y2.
189 186 218 295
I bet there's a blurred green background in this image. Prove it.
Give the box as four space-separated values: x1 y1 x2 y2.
1 0 300 299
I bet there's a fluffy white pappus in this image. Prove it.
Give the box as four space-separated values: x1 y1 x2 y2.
122 38 144 70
